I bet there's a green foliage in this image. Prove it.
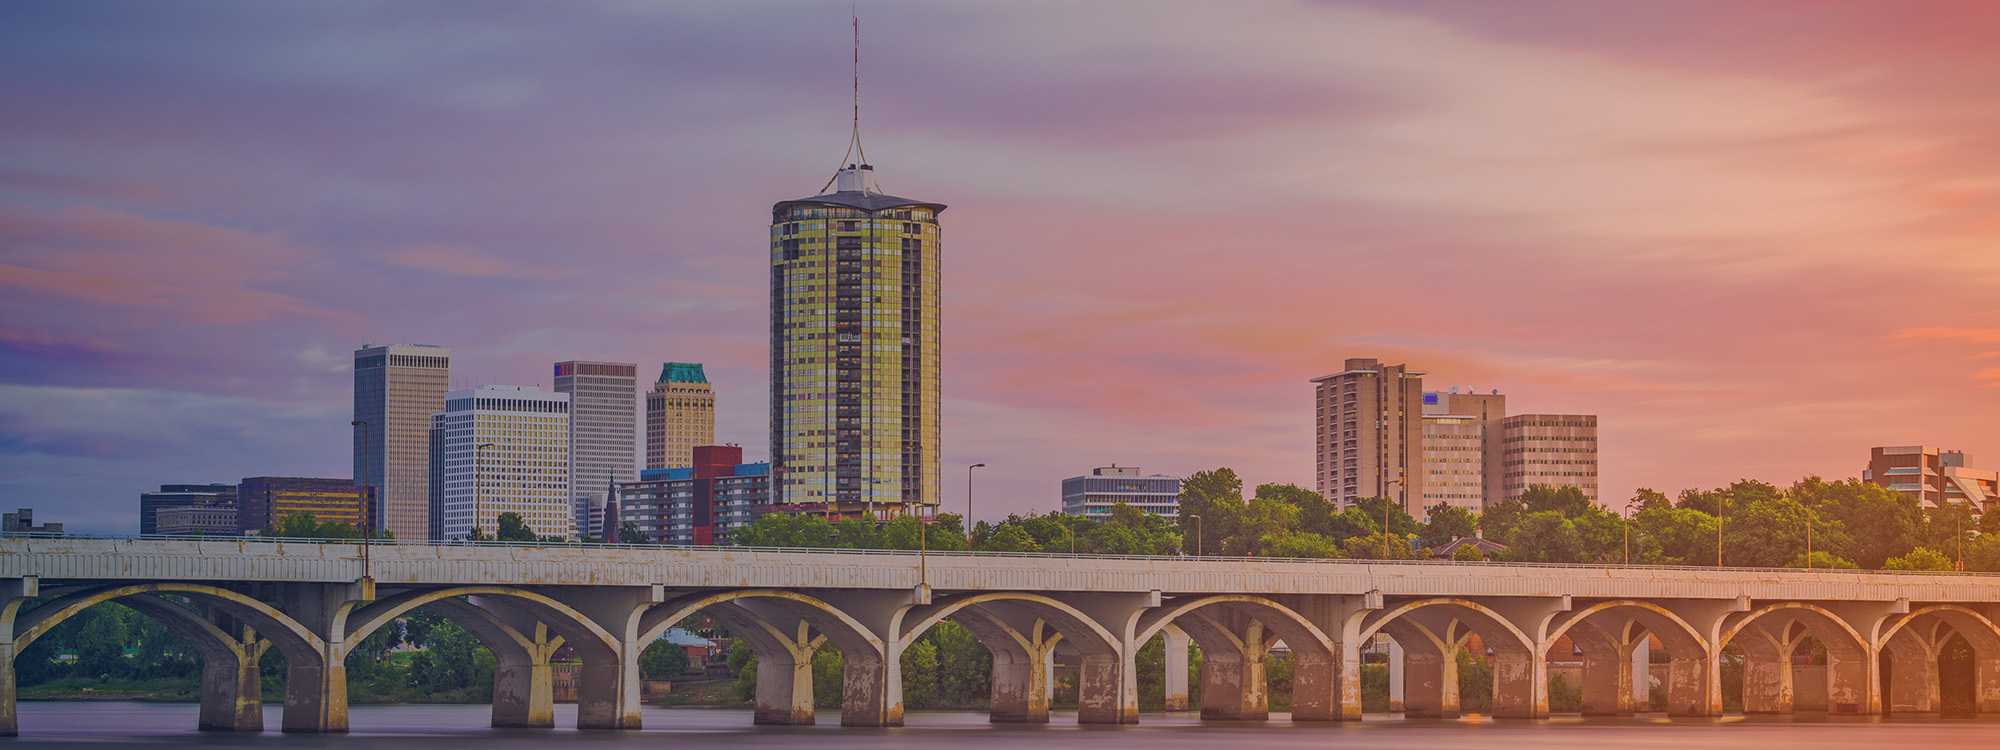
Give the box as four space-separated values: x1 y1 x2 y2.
263 513 362 539
1262 530 1343 559
811 645 845 707
1502 511 1582 563
1883 547 1954 571
1521 484 1596 519
728 638 758 702
495 512 537 542
641 638 693 679
1421 503 1479 547
1340 532 1420 560
899 640 939 706
406 618 494 699
1785 551 1858 569
617 520 653 544
1479 499 1525 544
1548 672 1582 712
1456 648 1493 713
1452 543 1486 562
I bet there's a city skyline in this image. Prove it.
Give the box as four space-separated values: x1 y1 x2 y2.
5 2 1999 533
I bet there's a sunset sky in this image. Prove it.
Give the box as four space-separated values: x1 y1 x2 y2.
5 1 1998 533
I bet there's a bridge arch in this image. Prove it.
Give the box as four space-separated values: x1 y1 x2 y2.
9 582 322 664
1544 600 1709 716
1878 606 2000 715
1358 598 1541 719
636 589 891 727
1720 602 1874 715
339 586 616 660
1134 595 1339 721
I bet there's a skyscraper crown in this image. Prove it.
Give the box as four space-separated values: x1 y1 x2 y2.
659 362 708 385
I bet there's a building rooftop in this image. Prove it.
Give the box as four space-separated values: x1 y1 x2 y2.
658 362 708 385
774 188 947 215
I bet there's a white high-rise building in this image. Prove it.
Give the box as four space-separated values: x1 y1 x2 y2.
430 385 573 540
555 361 637 538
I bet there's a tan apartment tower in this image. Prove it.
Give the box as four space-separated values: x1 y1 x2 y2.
1420 389 1506 511
1499 414 1599 504
646 363 714 471
353 344 449 541
1313 358 1425 513
555 361 637 538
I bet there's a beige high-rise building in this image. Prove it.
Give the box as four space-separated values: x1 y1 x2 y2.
555 360 637 538
430 385 572 539
646 362 714 471
1313 358 1426 513
353 344 449 541
1499 414 1599 504
1420 389 1506 511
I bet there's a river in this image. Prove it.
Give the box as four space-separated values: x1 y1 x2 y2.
9 702 2000 748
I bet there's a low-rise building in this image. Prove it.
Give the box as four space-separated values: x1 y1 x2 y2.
1 508 61 535
155 502 240 537
236 477 368 534
1865 445 1999 511
139 483 234 535
1061 466 1184 520
616 445 773 545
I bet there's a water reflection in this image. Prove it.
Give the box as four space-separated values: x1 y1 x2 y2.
10 702 2000 748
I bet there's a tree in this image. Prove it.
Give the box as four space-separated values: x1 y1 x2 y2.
495 512 536 542
617 520 652 544
263 513 362 539
1262 530 1342 559
1421 503 1478 547
1503 512 1583 563
1883 547 1954 572
640 638 691 679
1480 499 1526 544
1521 485 1594 519
1178 468 1245 556
1341 532 1419 560
1785 551 1858 569
899 640 939 707
1791 477 1922 569
986 524 1039 552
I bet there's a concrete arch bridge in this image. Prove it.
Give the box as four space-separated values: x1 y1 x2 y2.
3 537 1998 735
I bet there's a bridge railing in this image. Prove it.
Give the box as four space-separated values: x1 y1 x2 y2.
2 531 1995 577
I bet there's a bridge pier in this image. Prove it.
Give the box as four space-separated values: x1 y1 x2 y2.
1162 626 1190 712
281 662 348 733
972 612 1058 724
1737 621 1794 714
1568 623 1635 716
1 642 16 738
1379 620 1460 719
1176 610 1273 721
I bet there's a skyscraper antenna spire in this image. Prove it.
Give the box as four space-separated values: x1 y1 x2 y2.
823 9 872 194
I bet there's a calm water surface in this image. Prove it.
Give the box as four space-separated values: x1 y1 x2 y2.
11 702 2000 749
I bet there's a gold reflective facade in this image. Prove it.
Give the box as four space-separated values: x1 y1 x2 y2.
770 179 944 517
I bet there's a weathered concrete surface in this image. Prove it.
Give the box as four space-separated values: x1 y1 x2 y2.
1161 626 1189 712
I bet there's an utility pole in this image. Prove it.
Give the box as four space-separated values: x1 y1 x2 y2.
1189 514 1202 557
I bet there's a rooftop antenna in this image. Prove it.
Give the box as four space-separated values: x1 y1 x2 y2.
822 8 873 194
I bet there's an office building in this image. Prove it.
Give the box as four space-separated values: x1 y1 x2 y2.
354 344 451 541
770 163 945 519
646 362 714 471
1 508 61 534
430 385 573 540
139 483 234 535
155 503 239 537
556 360 637 538
1498 414 1599 504
1865 446 1999 511
235 476 368 534
1313 358 1426 513
1420 389 1507 511
616 445 772 545
1061 466 1185 520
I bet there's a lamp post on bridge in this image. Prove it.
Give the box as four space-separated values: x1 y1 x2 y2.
351 420 372 585
1623 498 1641 565
1188 514 1202 557
966 463 985 548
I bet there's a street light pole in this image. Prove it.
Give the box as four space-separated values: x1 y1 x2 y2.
351 420 371 585
1189 514 1203 557
1623 499 1641 565
967 463 986 548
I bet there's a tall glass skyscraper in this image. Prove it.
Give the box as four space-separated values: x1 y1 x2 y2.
770 164 944 518
353 343 450 540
